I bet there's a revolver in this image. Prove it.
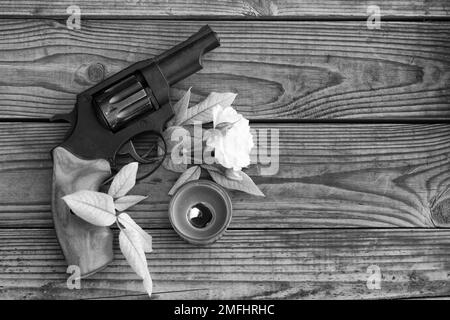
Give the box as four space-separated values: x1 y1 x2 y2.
51 25 220 277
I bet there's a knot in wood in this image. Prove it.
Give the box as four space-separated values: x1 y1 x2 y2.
431 198 450 227
87 63 105 82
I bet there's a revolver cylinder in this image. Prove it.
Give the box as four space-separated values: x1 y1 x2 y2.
94 25 220 131
94 74 155 131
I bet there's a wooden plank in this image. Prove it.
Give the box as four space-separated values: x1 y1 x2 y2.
406 296 450 300
1 122 449 228
0 228 449 299
0 0 449 18
0 20 449 120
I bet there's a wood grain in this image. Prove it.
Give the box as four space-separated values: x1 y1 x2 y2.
0 20 449 120
1 122 449 228
0 0 449 18
0 228 448 299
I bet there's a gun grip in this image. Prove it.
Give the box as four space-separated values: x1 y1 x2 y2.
52 147 113 278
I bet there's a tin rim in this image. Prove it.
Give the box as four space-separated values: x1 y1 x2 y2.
168 179 232 245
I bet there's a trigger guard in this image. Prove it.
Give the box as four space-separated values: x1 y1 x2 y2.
118 140 158 164
111 131 167 182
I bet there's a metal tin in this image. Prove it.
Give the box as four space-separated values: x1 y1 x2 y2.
169 180 232 245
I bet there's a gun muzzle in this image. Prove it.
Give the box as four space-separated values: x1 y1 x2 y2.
94 25 220 131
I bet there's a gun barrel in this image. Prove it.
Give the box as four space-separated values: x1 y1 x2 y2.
155 25 220 85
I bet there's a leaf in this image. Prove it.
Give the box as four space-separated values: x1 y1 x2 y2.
143 276 153 297
215 121 234 132
181 92 237 125
168 165 201 195
119 229 152 297
114 195 148 212
118 213 152 252
225 168 243 181
108 162 138 198
206 168 265 197
162 157 187 173
201 164 223 173
119 228 147 277
170 88 191 126
62 190 116 226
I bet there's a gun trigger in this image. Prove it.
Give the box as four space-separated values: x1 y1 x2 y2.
117 140 158 164
50 110 76 124
117 140 134 156
118 141 144 162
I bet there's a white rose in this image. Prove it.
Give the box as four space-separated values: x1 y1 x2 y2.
205 105 254 172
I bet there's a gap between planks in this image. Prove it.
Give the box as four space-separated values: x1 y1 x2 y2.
1 16 450 22
0 0 449 19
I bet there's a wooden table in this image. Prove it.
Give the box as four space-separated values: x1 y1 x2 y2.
0 0 449 299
